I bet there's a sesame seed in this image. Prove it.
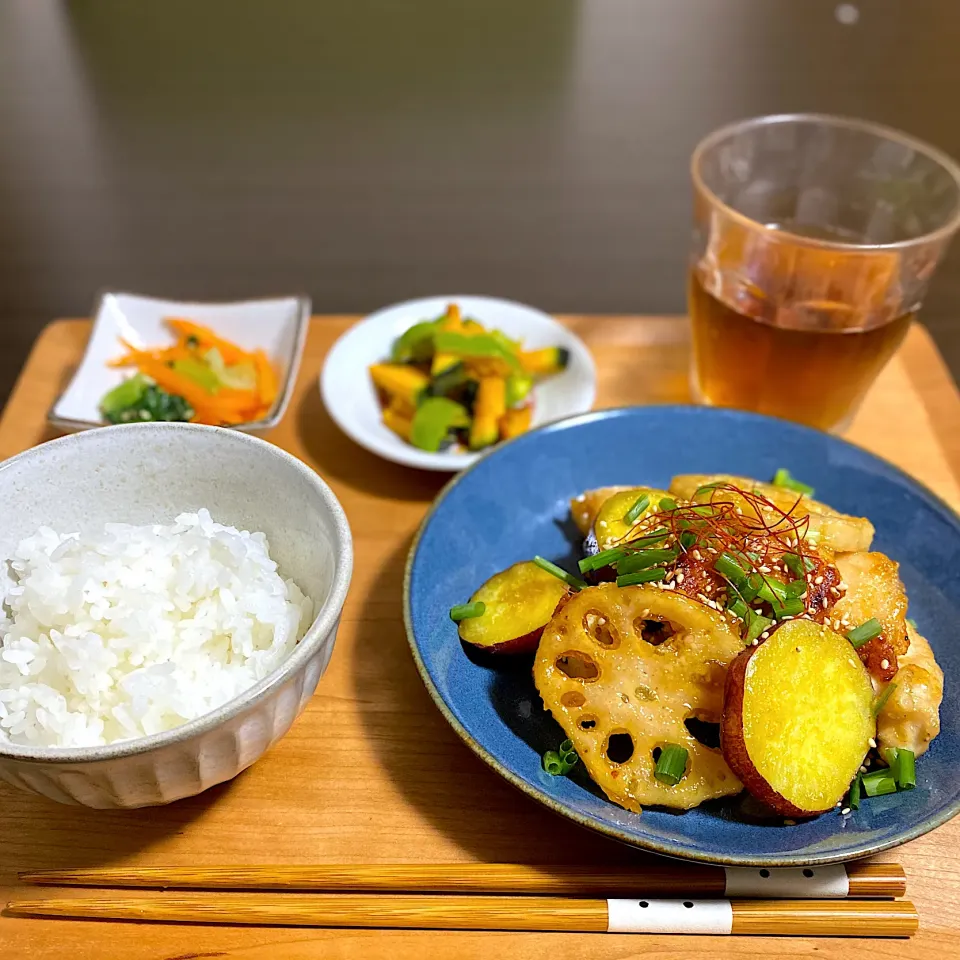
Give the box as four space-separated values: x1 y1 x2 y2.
836 801 842 807
751 638 759 646
848 658 856 667
759 565 771 574
841 807 851 816
829 586 840 597
575 494 586 502
868 737 877 748
814 576 824 585
860 765 868 773
838 581 848 591
760 631 770 640
796 646 802 653
676 572 685 584
692 550 702 561
597 617 606 625
881 658 889 670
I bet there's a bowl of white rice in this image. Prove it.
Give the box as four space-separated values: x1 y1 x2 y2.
0 423 352 807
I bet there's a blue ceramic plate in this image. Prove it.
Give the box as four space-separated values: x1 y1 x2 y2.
404 406 960 866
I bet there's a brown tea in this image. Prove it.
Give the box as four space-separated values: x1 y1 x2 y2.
688 264 913 433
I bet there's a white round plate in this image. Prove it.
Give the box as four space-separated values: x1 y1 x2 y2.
320 295 597 471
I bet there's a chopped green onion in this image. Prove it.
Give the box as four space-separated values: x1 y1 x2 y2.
578 546 627 573
757 576 788 605
896 749 916 790
727 597 749 620
882 746 899 770
679 530 697 549
772 468 815 497
783 552 816 578
617 568 667 587
744 610 774 644
542 751 564 776
616 548 677 575
739 575 761 604
715 553 749 589
449 601 485 621
848 774 862 811
693 481 725 498
847 618 882 649
783 579 807 599
770 597 804 619
861 769 897 797
658 497 678 512
626 528 670 547
907 617 918 630
623 494 650 526
543 742 578 776
654 743 688 786
533 556 586 591
872 682 897 717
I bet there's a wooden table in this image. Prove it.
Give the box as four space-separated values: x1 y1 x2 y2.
1 316 959 959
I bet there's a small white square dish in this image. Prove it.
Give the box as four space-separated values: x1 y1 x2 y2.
49 292 311 435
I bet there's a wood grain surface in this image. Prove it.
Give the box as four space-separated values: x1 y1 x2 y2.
0 316 958 959
3 894 920 938
15 861 907 898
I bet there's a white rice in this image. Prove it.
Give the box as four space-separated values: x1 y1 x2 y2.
0 509 315 748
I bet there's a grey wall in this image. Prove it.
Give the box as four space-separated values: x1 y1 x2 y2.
1 0 958 403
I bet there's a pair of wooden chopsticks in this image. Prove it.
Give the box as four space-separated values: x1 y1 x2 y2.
8 862 917 938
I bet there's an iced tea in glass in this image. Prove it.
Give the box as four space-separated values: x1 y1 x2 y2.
689 115 960 432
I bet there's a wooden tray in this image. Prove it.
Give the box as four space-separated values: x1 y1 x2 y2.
1 316 958 959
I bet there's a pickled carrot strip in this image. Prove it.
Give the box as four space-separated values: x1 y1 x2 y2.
253 349 278 407
166 318 250 364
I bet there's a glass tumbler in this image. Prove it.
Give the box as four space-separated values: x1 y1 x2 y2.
689 114 960 432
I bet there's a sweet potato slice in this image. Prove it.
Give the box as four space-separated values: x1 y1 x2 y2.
458 561 571 654
592 487 672 552
722 619 875 817
535 584 744 812
670 474 874 553
570 486 632 536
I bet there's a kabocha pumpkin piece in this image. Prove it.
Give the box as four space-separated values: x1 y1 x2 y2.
535 584 743 812
721 619 875 818
369 363 430 408
569 487 633 536
382 399 413 442
469 377 507 450
499 405 533 441
669 474 874 553
457 561 572 654
520 346 569 376
592 487 673 552
438 303 462 331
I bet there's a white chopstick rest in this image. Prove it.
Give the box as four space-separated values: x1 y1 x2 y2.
606 899 733 934
723 864 849 898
